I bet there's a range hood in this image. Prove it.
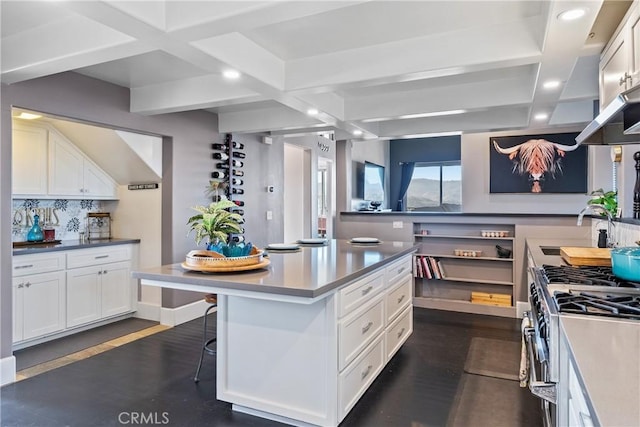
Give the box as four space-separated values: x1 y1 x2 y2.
576 84 640 145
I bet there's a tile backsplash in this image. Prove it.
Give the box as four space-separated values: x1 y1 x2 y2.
12 199 106 242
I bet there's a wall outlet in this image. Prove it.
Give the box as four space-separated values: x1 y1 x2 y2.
266 210 273 220
392 221 403 229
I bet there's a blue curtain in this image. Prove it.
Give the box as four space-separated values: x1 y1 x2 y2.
396 162 415 211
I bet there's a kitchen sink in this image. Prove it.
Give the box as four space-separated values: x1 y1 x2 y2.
540 246 561 256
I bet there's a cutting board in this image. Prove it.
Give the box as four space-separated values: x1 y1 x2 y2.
560 247 611 266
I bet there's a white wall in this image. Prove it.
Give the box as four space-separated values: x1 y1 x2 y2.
284 144 306 242
109 184 162 305
461 130 614 214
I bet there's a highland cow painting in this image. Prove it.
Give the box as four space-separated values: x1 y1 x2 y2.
489 132 587 194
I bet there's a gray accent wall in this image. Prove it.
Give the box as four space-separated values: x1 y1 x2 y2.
1 72 220 351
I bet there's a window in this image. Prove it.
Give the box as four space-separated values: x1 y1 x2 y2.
406 162 461 211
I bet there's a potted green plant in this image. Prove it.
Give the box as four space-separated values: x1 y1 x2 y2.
187 197 243 249
587 188 618 218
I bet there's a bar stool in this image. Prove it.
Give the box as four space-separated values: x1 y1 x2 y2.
194 293 217 383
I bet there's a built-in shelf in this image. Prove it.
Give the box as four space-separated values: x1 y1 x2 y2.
415 253 513 262
412 222 516 316
413 234 514 241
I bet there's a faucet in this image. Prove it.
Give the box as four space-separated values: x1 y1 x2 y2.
577 204 616 247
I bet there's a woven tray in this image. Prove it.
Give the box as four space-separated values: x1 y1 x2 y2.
184 248 264 268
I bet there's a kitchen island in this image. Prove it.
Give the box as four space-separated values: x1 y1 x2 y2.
526 238 640 427
133 239 418 427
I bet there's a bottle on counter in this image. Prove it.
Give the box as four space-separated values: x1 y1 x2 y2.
597 229 608 248
27 214 44 242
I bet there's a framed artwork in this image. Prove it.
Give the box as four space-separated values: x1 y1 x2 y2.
489 132 587 194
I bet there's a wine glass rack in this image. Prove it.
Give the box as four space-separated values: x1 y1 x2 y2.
211 133 246 243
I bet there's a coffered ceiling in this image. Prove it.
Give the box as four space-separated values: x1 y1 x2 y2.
1 0 632 140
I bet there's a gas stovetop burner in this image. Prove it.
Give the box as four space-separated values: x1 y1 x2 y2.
554 291 640 320
542 264 640 289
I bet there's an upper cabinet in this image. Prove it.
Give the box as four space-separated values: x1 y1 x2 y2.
12 123 48 196
600 0 640 108
12 122 118 200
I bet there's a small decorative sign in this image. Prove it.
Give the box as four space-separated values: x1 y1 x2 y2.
128 183 159 190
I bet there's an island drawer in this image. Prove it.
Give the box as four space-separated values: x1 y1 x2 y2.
338 295 384 371
67 245 131 269
386 305 413 360
12 252 66 277
385 256 412 287
385 275 412 324
338 270 384 317
338 333 385 420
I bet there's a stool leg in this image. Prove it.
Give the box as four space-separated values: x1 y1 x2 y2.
194 304 216 383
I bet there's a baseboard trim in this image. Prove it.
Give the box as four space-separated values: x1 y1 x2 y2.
160 300 215 327
1 355 16 386
516 301 530 318
134 302 161 322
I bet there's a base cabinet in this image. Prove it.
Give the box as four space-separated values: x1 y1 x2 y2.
558 328 596 427
66 262 131 328
13 271 66 342
12 244 137 347
217 254 414 427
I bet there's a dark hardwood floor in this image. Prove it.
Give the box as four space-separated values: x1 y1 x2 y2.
1 308 542 427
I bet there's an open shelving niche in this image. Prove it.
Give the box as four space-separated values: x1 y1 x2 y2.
412 222 516 317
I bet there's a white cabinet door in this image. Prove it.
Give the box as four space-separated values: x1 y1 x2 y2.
13 278 24 343
12 124 48 196
630 5 640 88
20 271 66 340
48 132 84 197
600 30 629 108
84 161 118 199
101 262 132 317
66 265 101 327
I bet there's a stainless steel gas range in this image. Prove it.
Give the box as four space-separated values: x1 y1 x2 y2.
523 264 640 426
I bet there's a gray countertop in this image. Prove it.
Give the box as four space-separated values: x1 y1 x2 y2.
133 239 418 298
12 238 140 255
527 237 639 427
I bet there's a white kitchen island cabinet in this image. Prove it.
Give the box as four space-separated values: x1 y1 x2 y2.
133 239 417 427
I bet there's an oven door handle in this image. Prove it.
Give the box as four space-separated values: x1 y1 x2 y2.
524 325 557 405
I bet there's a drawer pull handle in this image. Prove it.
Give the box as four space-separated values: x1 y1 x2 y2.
95 255 109 259
15 265 34 269
361 286 373 296
397 327 406 339
397 294 405 304
362 321 373 334
361 364 373 380
397 267 405 274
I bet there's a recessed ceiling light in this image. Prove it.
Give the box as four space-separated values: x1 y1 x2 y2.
534 113 549 121
558 8 586 21
222 69 240 79
352 130 363 136
15 112 42 120
543 80 561 90
307 108 319 116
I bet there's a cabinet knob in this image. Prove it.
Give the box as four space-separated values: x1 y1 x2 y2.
98 271 102 275
103 270 107 274
24 282 31 288
17 283 24 288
